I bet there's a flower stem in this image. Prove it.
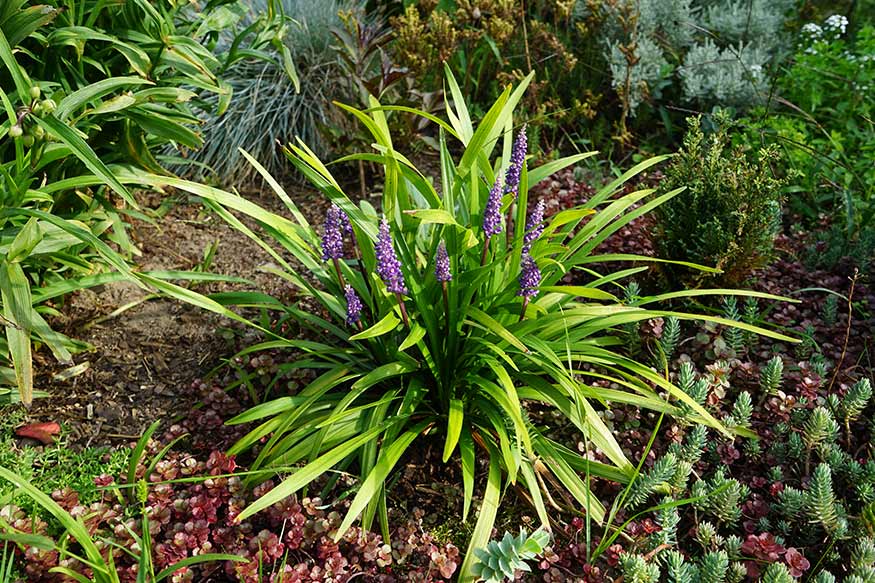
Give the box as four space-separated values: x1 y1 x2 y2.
519 297 530 322
396 293 410 328
442 281 450 332
332 258 346 288
481 236 491 266
506 204 515 250
350 232 374 314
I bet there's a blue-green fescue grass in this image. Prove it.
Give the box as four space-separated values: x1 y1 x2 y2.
178 0 364 183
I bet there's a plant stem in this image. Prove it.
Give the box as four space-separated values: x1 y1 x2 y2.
350 232 374 312
827 268 858 393
506 202 515 251
332 258 345 288
519 297 530 322
442 282 450 332
396 293 409 328
481 235 491 266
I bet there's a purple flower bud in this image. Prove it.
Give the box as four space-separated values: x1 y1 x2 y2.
344 285 362 326
321 204 346 261
375 219 408 295
523 199 546 253
504 124 527 198
482 176 503 237
518 253 541 298
435 240 452 282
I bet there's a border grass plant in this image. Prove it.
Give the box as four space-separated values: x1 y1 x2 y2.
181 0 363 183
98 67 800 581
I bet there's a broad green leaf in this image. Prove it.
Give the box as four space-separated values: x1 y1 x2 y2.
349 312 400 341
404 209 459 225
398 322 426 351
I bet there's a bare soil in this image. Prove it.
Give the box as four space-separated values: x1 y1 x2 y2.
22 184 325 448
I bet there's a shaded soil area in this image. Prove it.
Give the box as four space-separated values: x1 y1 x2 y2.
22 184 327 449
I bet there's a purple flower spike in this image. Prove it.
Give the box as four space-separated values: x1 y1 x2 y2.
482 176 504 237
339 208 353 234
504 124 528 198
435 240 452 282
375 219 408 294
518 253 541 298
523 199 546 252
344 285 362 326
321 204 346 261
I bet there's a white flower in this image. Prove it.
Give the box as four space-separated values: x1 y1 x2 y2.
824 14 848 35
802 22 823 37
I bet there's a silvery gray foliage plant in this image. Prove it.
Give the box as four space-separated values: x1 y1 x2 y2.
701 0 794 43
576 0 794 114
607 36 671 115
680 40 770 106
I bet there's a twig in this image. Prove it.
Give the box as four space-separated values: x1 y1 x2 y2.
827 268 859 393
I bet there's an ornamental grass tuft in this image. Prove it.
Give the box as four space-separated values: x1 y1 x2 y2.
134 67 798 582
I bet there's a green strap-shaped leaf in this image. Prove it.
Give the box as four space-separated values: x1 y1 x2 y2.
0 467 109 575
334 420 431 540
234 419 399 523
0 27 31 98
55 77 152 120
458 450 502 583
0 262 32 406
442 399 465 462
466 307 528 353
349 312 400 341
33 115 137 207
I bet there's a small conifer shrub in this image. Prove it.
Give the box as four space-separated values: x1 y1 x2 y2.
654 114 786 285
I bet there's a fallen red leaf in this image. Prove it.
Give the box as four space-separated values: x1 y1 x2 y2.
15 422 62 445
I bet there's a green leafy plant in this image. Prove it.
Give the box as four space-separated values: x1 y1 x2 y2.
736 19 875 270
472 529 550 582
127 68 796 581
653 114 786 286
0 1 266 405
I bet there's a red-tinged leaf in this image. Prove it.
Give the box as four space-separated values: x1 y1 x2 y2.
15 422 61 444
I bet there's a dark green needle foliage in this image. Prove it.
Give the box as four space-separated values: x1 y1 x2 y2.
653 114 786 286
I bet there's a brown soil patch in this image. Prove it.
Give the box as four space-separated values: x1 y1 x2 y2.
18 183 327 448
